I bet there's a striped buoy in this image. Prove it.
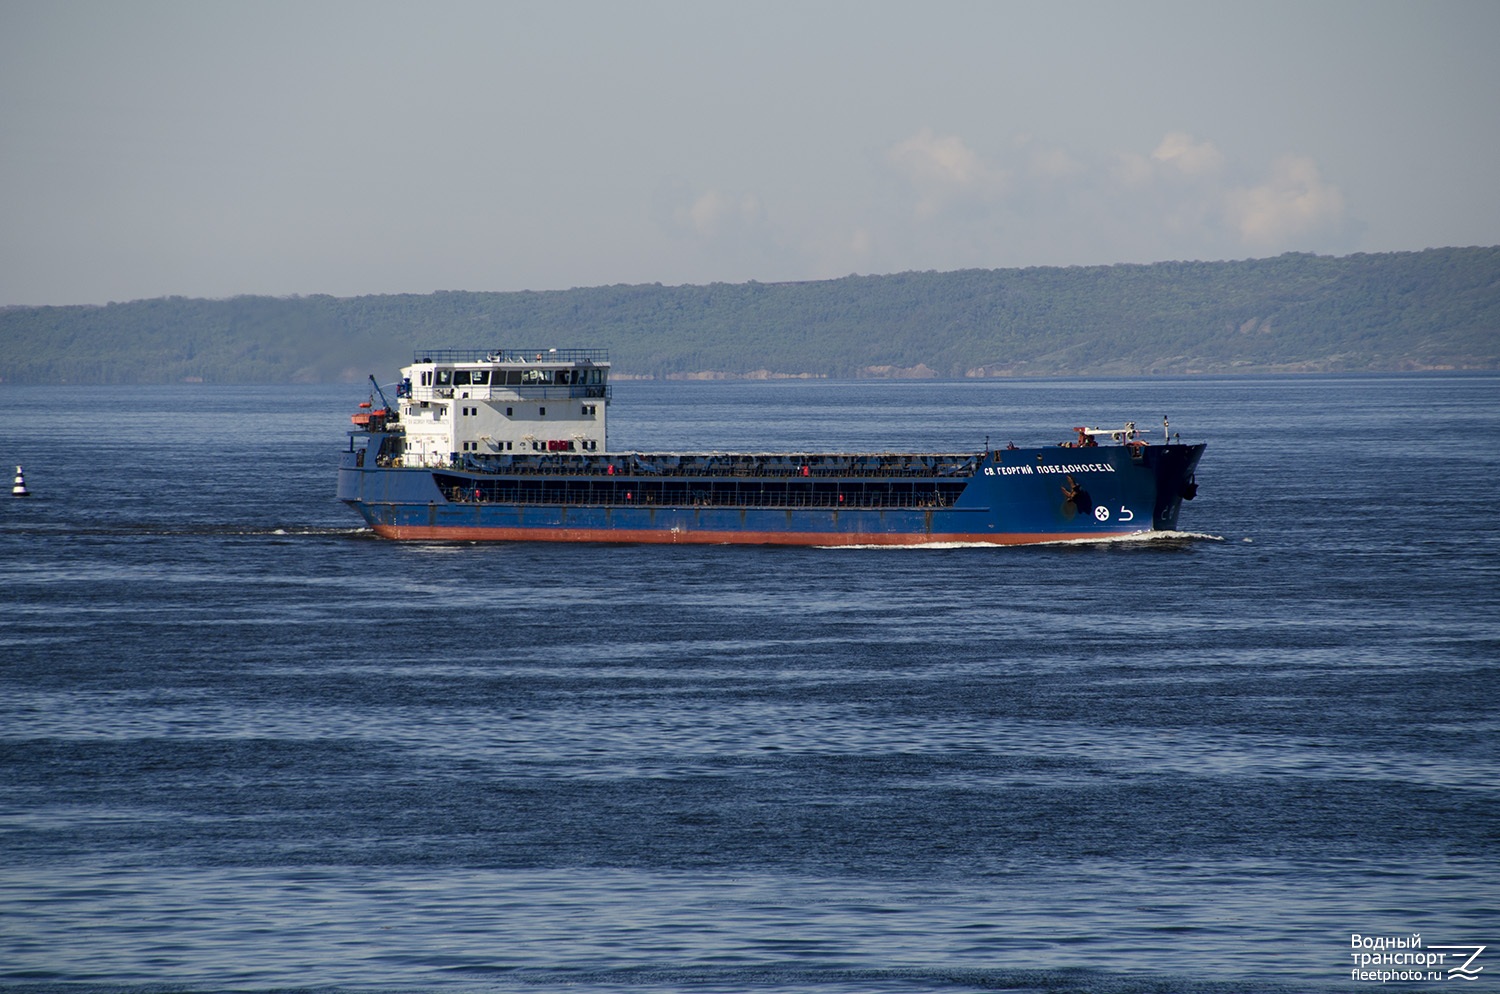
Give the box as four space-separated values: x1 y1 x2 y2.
12 465 30 497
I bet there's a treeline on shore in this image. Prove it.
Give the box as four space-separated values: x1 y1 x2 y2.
1 247 1496 384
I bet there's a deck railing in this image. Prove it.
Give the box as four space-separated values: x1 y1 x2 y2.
443 487 956 510
451 454 979 479
414 347 609 364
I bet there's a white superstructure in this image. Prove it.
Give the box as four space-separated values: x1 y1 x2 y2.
395 348 610 468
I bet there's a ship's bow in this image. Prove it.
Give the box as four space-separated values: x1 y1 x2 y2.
1149 442 1206 531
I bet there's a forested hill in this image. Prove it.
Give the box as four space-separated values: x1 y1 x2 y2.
2 247 1496 384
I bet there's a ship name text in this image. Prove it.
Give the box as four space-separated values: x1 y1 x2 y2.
986 463 1118 477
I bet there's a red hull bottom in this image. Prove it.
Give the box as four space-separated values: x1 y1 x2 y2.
369 524 1135 545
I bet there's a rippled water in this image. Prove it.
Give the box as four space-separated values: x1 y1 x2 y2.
1 375 1496 993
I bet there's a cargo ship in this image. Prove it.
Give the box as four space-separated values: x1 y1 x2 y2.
337 348 1204 545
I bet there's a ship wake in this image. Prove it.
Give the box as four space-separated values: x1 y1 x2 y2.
824 530 1223 550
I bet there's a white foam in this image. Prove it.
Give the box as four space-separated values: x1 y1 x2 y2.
823 530 1224 550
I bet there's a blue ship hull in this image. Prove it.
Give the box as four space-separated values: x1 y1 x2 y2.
338 435 1205 545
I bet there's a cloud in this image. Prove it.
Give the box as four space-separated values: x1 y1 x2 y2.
1113 134 1347 250
1028 145 1085 181
849 226 875 259
1150 132 1225 178
886 128 1010 219
1224 155 1347 246
674 188 765 238
1111 151 1155 189
664 129 1351 285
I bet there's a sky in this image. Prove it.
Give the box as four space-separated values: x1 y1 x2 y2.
2 0 1497 306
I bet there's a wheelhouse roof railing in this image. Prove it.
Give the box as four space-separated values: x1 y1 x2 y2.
413 348 610 364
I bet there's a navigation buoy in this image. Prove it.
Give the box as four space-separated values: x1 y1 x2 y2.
12 465 30 497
